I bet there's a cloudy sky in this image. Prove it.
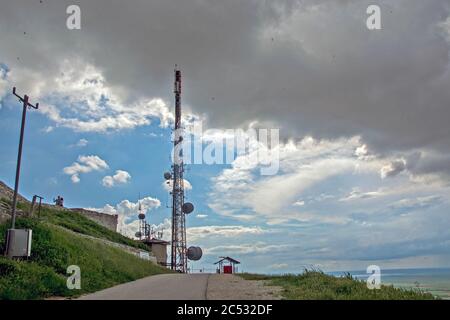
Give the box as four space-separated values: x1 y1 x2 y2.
1 0 450 273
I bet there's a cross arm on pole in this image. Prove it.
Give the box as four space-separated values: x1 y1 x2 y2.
12 87 39 109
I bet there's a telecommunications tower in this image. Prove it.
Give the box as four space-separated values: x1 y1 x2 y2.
136 196 149 240
164 68 201 273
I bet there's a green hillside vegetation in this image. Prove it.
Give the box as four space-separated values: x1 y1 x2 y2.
0 199 172 300
1 198 148 250
240 271 437 300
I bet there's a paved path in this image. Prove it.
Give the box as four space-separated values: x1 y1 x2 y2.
79 273 210 300
78 274 282 300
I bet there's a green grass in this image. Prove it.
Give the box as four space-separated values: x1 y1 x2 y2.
0 214 172 300
240 271 437 300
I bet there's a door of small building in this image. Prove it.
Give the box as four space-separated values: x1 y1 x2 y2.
223 265 232 274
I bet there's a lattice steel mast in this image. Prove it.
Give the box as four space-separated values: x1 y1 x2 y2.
171 68 187 272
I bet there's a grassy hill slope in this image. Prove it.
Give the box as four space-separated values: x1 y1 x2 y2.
0 200 171 300
240 271 436 300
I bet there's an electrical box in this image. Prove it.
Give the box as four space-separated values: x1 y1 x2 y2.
5 229 32 257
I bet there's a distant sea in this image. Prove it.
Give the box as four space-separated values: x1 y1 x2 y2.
328 268 450 299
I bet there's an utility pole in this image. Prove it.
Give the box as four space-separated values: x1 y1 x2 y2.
10 87 39 230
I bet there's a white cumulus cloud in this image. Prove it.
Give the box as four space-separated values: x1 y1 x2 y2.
63 155 109 183
102 170 131 188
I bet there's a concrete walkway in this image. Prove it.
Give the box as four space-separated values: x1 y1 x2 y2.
79 273 210 300
78 274 282 300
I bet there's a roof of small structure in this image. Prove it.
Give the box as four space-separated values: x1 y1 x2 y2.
142 238 170 245
214 256 241 265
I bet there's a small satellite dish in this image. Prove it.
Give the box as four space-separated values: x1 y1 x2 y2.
187 246 202 261
182 202 194 214
164 172 172 180
138 213 146 220
135 231 142 238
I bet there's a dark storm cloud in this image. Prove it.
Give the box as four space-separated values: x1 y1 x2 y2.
1 0 450 156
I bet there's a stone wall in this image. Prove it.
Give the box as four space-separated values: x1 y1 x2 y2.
70 208 118 232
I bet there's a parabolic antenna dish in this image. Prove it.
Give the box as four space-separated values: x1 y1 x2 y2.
138 213 146 220
182 202 194 214
187 246 202 261
135 231 142 238
164 172 172 180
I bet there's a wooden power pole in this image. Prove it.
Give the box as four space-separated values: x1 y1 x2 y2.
10 87 39 230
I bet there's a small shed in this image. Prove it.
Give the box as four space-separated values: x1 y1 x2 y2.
142 238 170 266
214 256 240 274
